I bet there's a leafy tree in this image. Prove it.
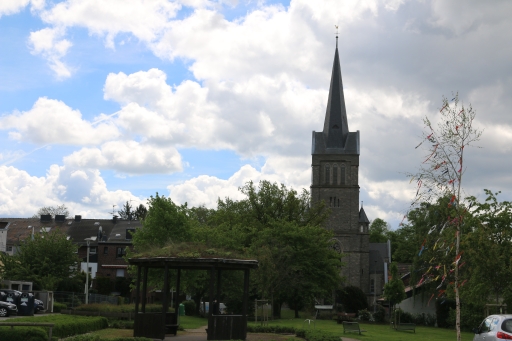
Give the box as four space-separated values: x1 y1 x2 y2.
32 204 70 218
336 285 369 314
369 218 391 243
464 190 512 308
134 204 148 220
383 262 406 324
117 201 133 220
132 193 191 249
407 94 481 340
0 230 80 290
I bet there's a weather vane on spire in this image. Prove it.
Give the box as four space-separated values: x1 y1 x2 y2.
335 25 339 47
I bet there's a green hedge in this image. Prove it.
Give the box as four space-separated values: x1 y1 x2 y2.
247 325 296 333
246 325 336 341
63 336 152 341
0 327 55 341
1 315 108 338
304 330 339 341
73 303 167 313
53 301 67 313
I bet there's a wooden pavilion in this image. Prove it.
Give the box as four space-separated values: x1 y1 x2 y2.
128 256 258 340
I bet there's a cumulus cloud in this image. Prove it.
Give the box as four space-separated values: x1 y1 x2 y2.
0 0 30 17
0 165 142 218
63 140 183 174
28 27 73 78
0 97 119 145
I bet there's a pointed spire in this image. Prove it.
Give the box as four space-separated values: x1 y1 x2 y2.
323 39 349 148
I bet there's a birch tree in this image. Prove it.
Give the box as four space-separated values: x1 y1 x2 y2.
407 93 482 341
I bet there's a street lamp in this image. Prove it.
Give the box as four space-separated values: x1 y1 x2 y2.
84 237 97 304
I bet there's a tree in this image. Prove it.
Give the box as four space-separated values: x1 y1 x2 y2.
132 193 191 249
0 230 80 290
407 94 481 341
369 218 391 243
117 201 133 220
32 205 70 218
464 190 512 308
134 204 148 221
383 262 406 325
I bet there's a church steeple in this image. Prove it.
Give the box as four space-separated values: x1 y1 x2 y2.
323 42 349 149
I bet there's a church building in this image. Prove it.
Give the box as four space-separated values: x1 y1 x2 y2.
310 38 372 296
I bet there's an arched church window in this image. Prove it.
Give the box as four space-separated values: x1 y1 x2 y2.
360 225 364 233
325 164 330 184
333 164 338 184
340 164 346 185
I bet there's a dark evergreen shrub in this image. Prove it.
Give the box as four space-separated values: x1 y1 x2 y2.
336 286 368 314
182 300 196 315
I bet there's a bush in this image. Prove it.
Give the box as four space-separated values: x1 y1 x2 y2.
336 286 368 314
73 303 166 313
304 330 339 341
108 320 134 329
436 298 456 328
62 336 100 341
182 300 196 316
413 312 437 326
53 301 67 313
446 303 485 331
357 309 373 322
0 327 50 341
393 308 414 323
2 315 108 338
247 325 296 334
373 305 386 323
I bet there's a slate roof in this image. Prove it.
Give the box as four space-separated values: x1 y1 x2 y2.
312 41 360 155
369 243 390 273
359 207 370 223
0 217 142 246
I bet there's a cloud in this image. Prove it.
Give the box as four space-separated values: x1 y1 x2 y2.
0 164 142 218
63 140 183 174
28 27 73 79
0 97 120 145
0 0 30 17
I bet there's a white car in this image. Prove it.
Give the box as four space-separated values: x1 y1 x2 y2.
199 302 227 316
473 315 512 341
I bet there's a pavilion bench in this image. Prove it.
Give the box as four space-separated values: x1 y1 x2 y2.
342 321 366 335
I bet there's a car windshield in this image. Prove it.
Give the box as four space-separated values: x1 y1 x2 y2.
502 319 512 333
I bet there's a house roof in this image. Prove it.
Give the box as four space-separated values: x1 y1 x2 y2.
369 243 390 273
128 257 258 270
0 218 70 244
106 220 142 243
359 207 370 223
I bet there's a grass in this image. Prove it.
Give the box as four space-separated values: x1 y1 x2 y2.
249 315 475 341
90 328 134 339
180 315 208 329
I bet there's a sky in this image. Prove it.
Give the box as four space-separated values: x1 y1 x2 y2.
1 0 512 228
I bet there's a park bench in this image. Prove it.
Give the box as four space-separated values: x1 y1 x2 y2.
396 323 416 333
0 322 54 341
336 313 356 323
342 321 366 335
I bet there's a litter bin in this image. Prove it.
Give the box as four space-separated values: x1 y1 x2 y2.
19 292 35 316
0 290 21 306
179 303 185 316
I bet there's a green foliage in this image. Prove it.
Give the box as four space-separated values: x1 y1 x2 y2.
95 276 113 295
117 201 133 220
446 303 485 331
436 298 456 328
53 301 67 312
134 204 148 221
383 263 405 306
62 336 100 341
182 300 196 315
373 305 386 323
392 308 414 323
358 309 373 321
33 204 70 218
336 286 368 313
73 303 165 313
0 327 49 341
246 325 297 333
132 193 191 249
369 218 391 243
0 315 108 338
0 230 80 290
304 329 339 341
108 320 134 329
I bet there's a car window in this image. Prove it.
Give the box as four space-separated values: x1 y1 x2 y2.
490 318 499 331
480 317 493 333
502 319 512 333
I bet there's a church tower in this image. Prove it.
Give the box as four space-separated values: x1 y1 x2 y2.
311 39 370 292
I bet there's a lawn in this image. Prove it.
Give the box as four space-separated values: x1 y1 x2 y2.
249 317 476 341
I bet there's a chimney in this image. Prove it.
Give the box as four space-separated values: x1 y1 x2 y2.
113 215 118 224
40 215 52 223
75 215 82 222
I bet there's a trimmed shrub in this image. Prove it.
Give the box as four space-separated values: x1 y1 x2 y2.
2 315 108 338
182 300 196 316
304 330 339 341
108 320 134 329
393 308 414 323
62 335 100 341
73 303 166 313
53 301 67 313
0 327 50 341
247 325 296 334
